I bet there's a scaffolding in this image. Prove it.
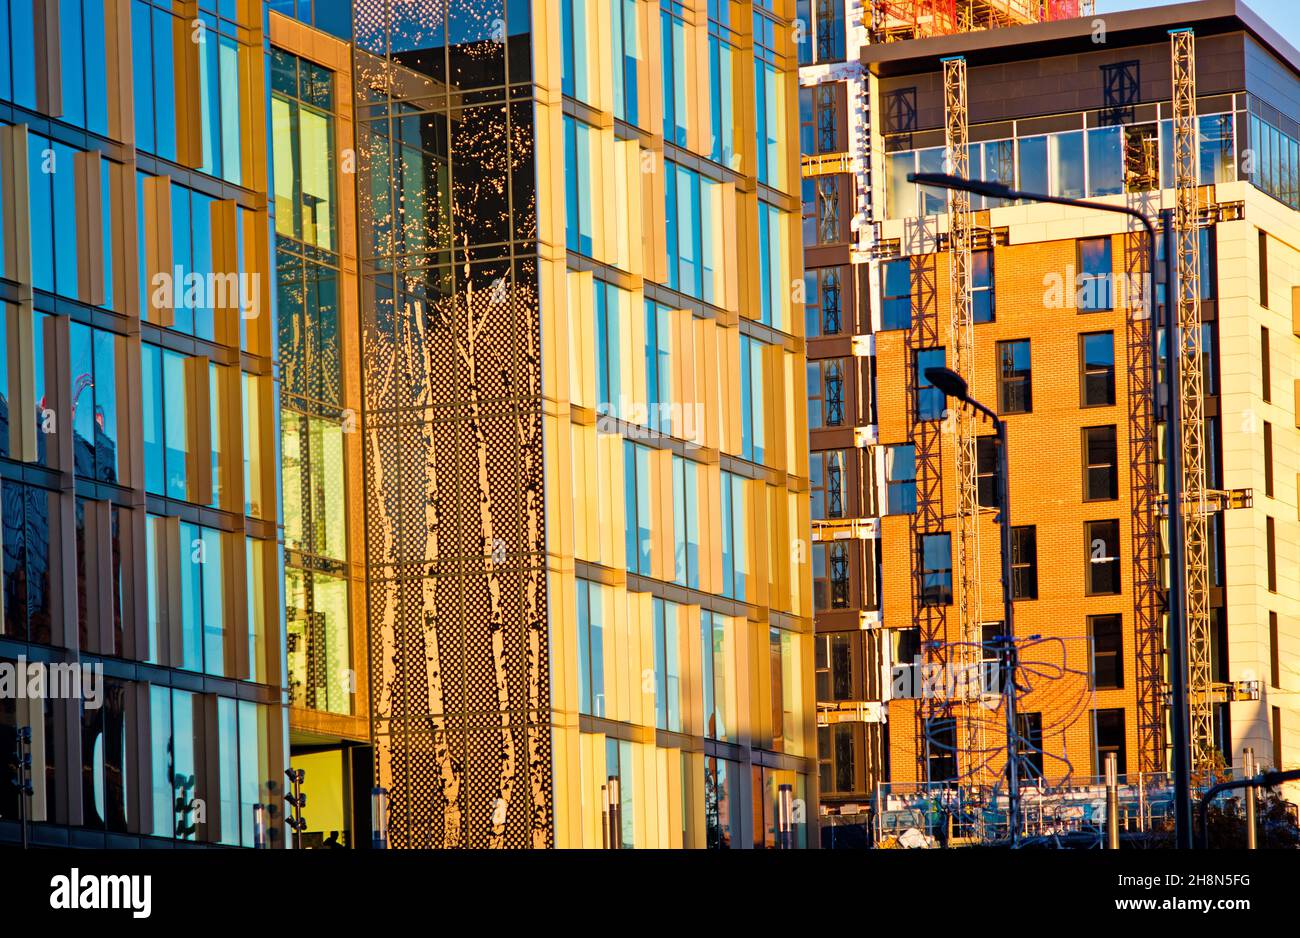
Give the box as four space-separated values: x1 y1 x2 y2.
1170 29 1215 776
868 0 1086 44
943 56 987 783
1124 193 1165 775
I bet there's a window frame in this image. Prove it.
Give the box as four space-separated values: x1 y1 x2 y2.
1084 518 1122 596
996 339 1032 415
1079 331 1116 407
1082 425 1119 502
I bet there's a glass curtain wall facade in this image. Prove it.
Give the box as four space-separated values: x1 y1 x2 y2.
0 0 286 846
349 0 815 848
270 9 370 851
551 0 814 849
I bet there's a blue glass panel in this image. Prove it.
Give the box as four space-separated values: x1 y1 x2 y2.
60 0 87 127
152 7 177 161
28 136 54 293
179 522 202 671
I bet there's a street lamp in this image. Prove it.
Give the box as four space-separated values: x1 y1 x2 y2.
924 365 1021 845
911 171 1194 848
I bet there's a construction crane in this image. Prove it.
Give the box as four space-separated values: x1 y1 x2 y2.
942 55 986 782
1170 29 1215 776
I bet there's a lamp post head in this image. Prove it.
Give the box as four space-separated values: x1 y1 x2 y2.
907 171 1015 202
924 366 969 403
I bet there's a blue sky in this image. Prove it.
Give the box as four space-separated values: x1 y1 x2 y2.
1097 0 1299 51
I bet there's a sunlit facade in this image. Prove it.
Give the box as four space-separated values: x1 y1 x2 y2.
866 1 1300 814
269 10 371 850
0 0 285 846
0 0 815 851
345 0 816 848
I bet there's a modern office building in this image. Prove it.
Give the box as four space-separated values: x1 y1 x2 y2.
0 0 816 851
0 0 287 846
808 0 1300 837
346 0 815 849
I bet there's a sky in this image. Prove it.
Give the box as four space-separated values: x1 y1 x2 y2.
1097 0 1300 52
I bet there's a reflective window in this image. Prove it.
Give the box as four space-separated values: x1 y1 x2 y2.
560 0 588 101
916 348 945 420
740 335 765 463
666 161 723 306
661 2 689 146
595 280 626 415
69 323 125 483
752 9 782 186
645 301 672 434
920 533 952 606
807 358 845 429
285 567 350 713
886 444 916 515
886 150 917 219
810 449 846 520
272 49 335 251
997 339 1032 414
918 147 946 214
653 598 681 732
1017 135 1048 196
881 259 912 330
972 250 994 323
163 348 190 499
1079 237 1113 311
611 0 639 123
623 440 653 576
1086 126 1123 196
28 134 56 293
701 611 732 739
704 756 739 848
564 115 596 255
1 481 55 644
577 578 606 717
813 542 850 610
757 201 786 329
81 679 130 832
720 472 748 601
1124 124 1159 192
1050 131 1085 199
974 139 1015 208
708 5 738 166
1080 331 1115 406
805 265 844 337
282 412 346 557
1086 519 1121 595
672 455 701 588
